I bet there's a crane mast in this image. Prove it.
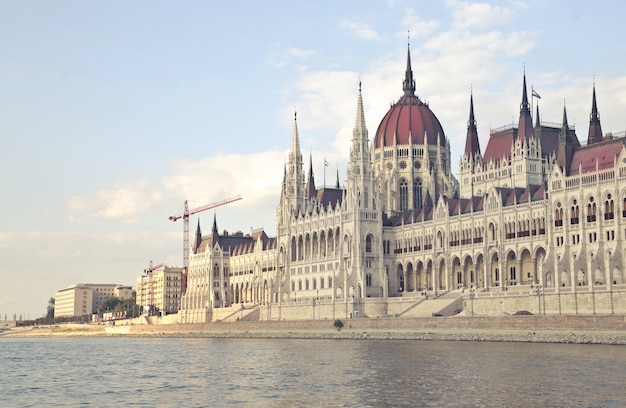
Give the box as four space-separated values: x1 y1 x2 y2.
169 195 242 294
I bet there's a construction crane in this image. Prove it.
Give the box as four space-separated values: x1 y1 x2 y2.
142 261 164 316
169 195 242 294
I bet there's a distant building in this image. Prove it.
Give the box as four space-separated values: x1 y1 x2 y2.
136 266 184 316
54 284 133 318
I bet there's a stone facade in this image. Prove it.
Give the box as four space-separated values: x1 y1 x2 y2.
179 47 626 323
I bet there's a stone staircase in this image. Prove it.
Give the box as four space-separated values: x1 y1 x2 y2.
400 290 464 317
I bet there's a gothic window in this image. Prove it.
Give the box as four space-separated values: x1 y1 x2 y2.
413 180 422 209
320 278 324 289
313 278 317 290
366 235 373 253
366 274 372 287
298 280 302 291
554 203 563 227
570 200 579 224
623 197 626 218
605 194 615 220
328 276 332 288
399 179 409 211
291 281 295 291
587 197 597 222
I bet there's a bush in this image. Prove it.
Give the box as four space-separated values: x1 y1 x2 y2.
333 319 344 331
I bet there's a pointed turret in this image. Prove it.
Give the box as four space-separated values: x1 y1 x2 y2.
463 92 481 158
517 73 534 143
208 213 219 248
354 81 367 139
557 104 576 174
535 103 541 128
284 110 305 211
402 44 416 97
306 153 317 199
193 219 202 253
587 84 603 145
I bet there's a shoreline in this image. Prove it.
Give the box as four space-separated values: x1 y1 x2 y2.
3 323 626 345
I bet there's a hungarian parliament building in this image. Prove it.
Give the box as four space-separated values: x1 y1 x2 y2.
177 47 626 323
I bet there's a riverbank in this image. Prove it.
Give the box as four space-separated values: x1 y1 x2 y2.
3 316 626 344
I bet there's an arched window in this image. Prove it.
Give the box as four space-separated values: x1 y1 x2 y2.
298 280 302 291
305 279 309 290
399 179 409 211
587 200 597 222
605 194 615 220
320 277 325 289
365 235 372 253
554 203 563 227
570 200 579 224
413 180 422 209
328 276 333 288
312 278 317 290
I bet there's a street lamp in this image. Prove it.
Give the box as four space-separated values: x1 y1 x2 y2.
469 288 475 316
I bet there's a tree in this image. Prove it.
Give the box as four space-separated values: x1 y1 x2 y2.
98 296 121 315
46 297 55 321
333 319 344 331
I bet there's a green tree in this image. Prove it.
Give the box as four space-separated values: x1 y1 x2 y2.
98 296 121 315
46 297 55 322
333 319 344 331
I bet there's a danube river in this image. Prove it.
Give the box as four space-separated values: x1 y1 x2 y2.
1 337 624 407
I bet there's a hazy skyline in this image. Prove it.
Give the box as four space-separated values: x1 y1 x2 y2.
2 1 626 318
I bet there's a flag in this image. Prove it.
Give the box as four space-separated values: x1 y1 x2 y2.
324 158 329 166
532 90 541 99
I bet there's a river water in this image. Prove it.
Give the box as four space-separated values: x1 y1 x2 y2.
1 337 624 407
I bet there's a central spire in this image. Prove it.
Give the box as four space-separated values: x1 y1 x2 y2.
517 73 534 143
402 42 416 97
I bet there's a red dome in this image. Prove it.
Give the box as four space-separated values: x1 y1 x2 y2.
374 46 446 149
374 95 446 148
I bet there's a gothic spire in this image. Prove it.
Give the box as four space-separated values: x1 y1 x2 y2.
209 212 219 247
463 92 481 157
336 168 340 189
193 219 202 253
306 152 316 199
557 103 575 174
517 72 534 143
291 111 301 157
402 43 416 97
535 103 541 127
353 81 368 139
587 83 603 145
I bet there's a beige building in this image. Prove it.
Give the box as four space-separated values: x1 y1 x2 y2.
179 46 626 323
136 266 184 316
54 284 133 318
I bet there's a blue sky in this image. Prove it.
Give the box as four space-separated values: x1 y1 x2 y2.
2 1 626 319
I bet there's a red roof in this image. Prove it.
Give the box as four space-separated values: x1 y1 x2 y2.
569 138 625 175
374 95 446 148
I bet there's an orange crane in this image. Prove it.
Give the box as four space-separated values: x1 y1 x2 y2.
142 261 164 316
169 195 242 294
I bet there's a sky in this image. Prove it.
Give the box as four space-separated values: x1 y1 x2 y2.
2 0 626 319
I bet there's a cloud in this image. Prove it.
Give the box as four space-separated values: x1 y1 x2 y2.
67 179 164 223
268 46 316 67
67 149 286 234
446 0 518 29
339 20 381 40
